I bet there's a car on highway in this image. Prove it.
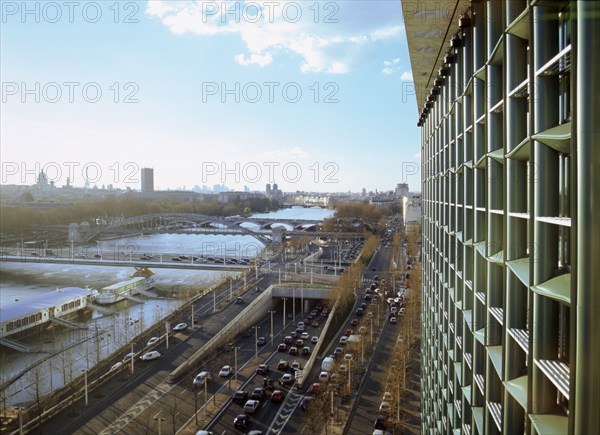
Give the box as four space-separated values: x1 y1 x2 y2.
219 365 233 377
251 387 266 401
318 371 329 381
173 322 188 331
389 317 397 324
279 373 294 386
333 347 343 357
288 346 298 355
311 336 319 344
345 328 353 336
270 389 285 403
122 352 136 363
109 362 123 371
311 319 320 327
233 414 249 429
307 383 321 394
339 336 348 345
351 318 359 326
379 401 391 414
359 326 367 334
374 415 387 430
301 346 311 356
195 431 213 435
277 360 289 371
139 351 161 361
277 343 287 352
193 371 211 385
339 364 347 372
256 364 269 375
257 336 267 346
232 390 249 404
300 332 310 340
146 337 159 347
300 397 313 411
356 308 364 316
284 335 293 344
344 353 353 361
290 361 302 372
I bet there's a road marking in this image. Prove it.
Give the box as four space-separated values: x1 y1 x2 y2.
99 381 174 435
267 389 303 434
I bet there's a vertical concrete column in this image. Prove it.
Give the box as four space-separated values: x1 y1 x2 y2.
574 2 600 433
531 4 559 415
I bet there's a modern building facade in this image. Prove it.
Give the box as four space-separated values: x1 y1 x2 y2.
141 167 154 193
403 1 599 433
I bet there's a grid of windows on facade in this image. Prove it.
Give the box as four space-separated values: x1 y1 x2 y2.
411 0 593 433
6 313 44 332
61 299 82 312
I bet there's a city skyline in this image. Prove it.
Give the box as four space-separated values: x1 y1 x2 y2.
1 1 421 193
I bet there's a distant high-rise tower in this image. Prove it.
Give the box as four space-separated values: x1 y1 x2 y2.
395 183 409 198
266 183 272 194
141 168 154 193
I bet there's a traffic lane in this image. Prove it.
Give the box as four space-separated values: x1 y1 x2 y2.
344 315 400 435
208 315 328 433
43 275 271 434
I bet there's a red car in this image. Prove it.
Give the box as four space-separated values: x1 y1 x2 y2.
351 319 359 326
270 389 285 402
345 328 353 336
307 383 321 395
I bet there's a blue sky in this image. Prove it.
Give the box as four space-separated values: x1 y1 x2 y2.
1 1 421 193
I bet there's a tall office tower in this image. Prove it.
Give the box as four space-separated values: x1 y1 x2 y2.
141 168 154 193
402 1 600 433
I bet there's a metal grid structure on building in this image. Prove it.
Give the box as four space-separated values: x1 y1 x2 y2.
403 1 600 433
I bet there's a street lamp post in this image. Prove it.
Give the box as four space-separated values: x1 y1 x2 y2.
292 288 296 323
234 346 238 381
153 411 165 435
269 310 275 345
254 326 260 361
282 298 288 332
82 368 88 406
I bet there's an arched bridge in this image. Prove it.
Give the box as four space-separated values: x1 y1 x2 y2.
84 213 272 243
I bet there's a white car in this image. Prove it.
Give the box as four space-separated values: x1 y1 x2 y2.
300 332 310 340
173 322 188 331
379 401 391 413
122 352 136 363
339 335 348 345
219 365 232 377
344 353 353 361
140 351 161 361
109 362 123 371
193 371 211 385
318 371 329 381
147 337 159 347
390 317 397 324
243 399 260 414
311 336 319 344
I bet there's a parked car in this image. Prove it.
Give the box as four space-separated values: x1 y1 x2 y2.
139 351 161 361
219 365 233 377
193 371 211 386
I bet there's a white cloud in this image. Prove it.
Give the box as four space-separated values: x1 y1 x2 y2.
382 58 402 75
401 70 413 81
235 52 273 67
146 1 402 74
